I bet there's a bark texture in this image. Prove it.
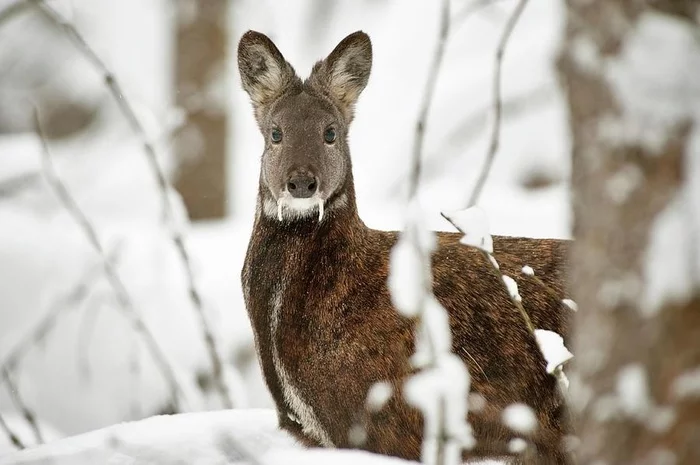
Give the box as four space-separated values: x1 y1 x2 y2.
558 1 700 463
173 0 229 219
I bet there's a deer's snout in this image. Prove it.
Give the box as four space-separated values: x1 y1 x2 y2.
286 173 318 199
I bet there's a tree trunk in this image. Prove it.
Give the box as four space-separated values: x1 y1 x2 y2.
173 0 229 220
558 1 700 463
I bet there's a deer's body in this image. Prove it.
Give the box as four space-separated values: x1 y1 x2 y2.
238 31 572 464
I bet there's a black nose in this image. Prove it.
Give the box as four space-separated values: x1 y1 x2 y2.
287 175 317 198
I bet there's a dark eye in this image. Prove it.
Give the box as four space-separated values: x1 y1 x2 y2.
324 127 337 144
271 128 283 144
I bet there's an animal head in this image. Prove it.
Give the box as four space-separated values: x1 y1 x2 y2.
237 30 372 222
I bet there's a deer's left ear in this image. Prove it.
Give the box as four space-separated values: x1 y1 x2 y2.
308 31 372 122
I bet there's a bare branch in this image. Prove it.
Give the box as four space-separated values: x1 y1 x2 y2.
0 0 29 29
0 410 25 450
34 109 190 412
2 368 44 445
452 0 509 28
467 0 531 207
408 0 451 200
24 0 233 408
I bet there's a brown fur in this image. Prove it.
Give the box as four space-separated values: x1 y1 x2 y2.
238 30 572 464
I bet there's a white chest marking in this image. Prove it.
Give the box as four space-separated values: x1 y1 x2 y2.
271 290 334 447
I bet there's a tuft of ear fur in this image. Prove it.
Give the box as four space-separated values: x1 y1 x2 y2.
238 31 299 119
308 31 372 122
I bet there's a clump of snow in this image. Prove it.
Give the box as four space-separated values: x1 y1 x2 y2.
501 276 522 303
348 423 368 447
604 11 700 155
616 364 651 418
388 202 436 318
488 254 500 270
534 330 573 374
404 353 475 465
502 403 537 434
521 266 534 276
508 438 528 454
641 194 699 317
367 381 393 412
671 367 700 400
467 393 486 413
605 163 644 204
442 207 493 254
388 237 425 318
562 299 578 312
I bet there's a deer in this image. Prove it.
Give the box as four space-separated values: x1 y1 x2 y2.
238 30 573 465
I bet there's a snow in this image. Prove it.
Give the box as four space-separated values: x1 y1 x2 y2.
501 276 522 303
388 237 425 318
507 438 527 454
366 382 393 412
603 11 700 156
671 367 700 400
501 403 537 434
561 299 578 312
0 409 420 465
521 266 534 276
616 364 651 418
602 10 700 316
442 207 493 254
534 330 574 376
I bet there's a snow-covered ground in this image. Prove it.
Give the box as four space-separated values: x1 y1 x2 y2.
0 0 570 461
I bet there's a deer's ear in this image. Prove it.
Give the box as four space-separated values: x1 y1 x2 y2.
309 31 372 122
238 31 298 112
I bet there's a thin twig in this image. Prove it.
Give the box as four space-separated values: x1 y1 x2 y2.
0 247 120 377
34 109 189 412
408 0 451 200
2 368 44 445
27 0 233 408
440 212 536 333
0 410 25 450
406 2 462 464
467 0 531 207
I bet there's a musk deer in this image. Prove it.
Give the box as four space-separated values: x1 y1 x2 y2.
239 30 573 464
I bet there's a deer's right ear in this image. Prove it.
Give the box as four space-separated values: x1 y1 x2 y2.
237 31 297 112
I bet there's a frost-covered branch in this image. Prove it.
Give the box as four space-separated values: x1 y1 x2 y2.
467 0 530 207
34 110 191 412
2 368 43 445
20 0 234 409
390 1 474 464
442 208 573 391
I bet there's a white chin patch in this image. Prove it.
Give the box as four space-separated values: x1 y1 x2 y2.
265 195 325 222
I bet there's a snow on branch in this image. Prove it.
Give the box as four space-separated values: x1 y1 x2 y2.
443 207 574 391
34 110 193 412
8 0 235 409
389 1 474 464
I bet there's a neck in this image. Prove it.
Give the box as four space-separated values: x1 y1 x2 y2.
254 177 365 240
